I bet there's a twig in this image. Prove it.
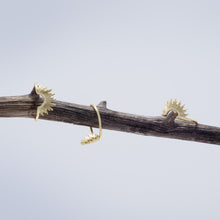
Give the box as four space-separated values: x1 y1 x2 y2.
0 86 219 145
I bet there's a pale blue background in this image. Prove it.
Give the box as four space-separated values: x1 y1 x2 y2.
0 0 220 219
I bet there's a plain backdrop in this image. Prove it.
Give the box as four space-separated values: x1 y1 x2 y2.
0 0 220 219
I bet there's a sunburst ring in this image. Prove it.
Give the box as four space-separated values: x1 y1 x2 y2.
162 99 197 123
34 82 56 121
81 104 102 145
162 99 188 118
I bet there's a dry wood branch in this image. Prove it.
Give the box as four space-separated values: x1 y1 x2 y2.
0 86 220 145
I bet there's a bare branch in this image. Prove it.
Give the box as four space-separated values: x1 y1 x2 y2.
0 86 220 145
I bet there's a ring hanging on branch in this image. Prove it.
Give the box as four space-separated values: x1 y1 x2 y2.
34 82 56 121
81 104 102 145
162 99 197 123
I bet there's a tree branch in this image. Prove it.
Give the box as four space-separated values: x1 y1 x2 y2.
0 86 220 145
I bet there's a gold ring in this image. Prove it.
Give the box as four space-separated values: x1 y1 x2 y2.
81 104 102 145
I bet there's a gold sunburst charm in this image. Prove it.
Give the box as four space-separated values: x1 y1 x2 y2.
34 82 56 121
162 99 197 123
81 131 101 145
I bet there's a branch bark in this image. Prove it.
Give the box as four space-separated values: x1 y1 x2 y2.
0 86 220 145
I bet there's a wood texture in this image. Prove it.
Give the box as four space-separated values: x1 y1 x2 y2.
0 87 220 145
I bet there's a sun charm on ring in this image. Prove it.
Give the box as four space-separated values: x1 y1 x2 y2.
34 82 56 121
162 99 197 123
81 104 102 145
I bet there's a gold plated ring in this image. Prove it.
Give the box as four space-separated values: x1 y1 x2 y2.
162 99 197 123
34 82 55 121
81 104 102 145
